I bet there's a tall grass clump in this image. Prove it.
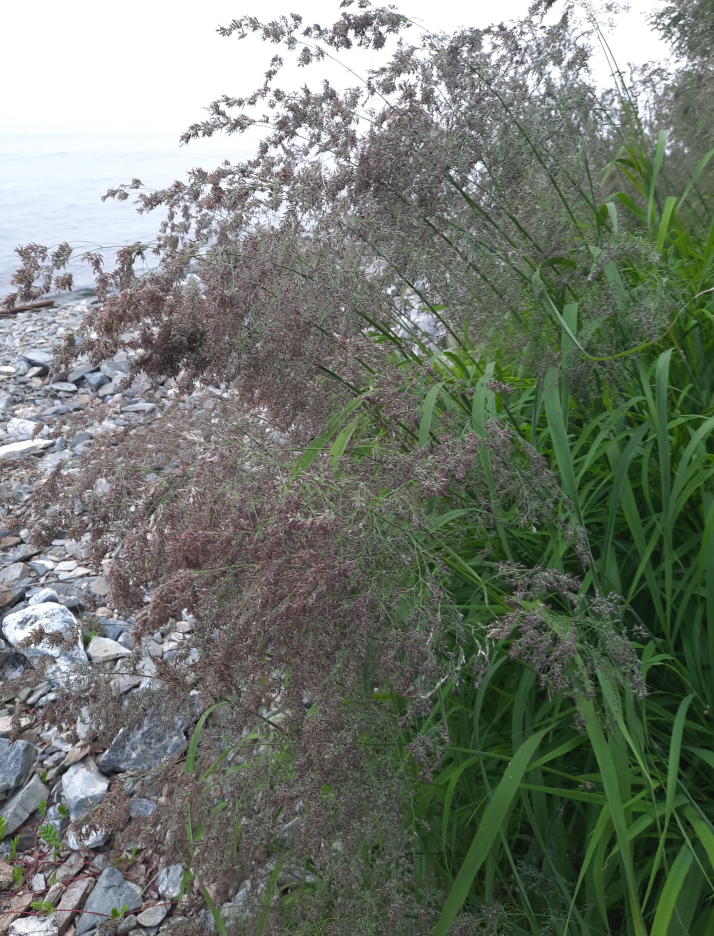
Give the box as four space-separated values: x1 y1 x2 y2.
8 0 714 932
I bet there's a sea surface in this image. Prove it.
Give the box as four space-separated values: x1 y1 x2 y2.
0 133 249 298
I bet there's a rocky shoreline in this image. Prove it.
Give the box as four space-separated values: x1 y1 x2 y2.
0 299 226 936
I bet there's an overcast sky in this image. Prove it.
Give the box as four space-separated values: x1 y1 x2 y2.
1 0 669 139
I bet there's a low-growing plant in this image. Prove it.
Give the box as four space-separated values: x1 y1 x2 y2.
11 2 714 933
38 822 62 861
30 900 55 917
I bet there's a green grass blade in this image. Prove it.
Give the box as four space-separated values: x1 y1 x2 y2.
544 367 584 530
420 382 444 447
643 694 694 909
649 844 694 936
433 730 547 936
330 416 360 468
657 196 678 251
186 702 225 776
648 130 667 230
580 696 647 936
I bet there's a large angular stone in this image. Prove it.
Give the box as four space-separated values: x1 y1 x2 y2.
56 876 95 936
156 864 183 900
84 372 109 392
67 363 93 384
2 602 87 677
75 867 141 936
66 823 108 850
0 894 32 936
136 903 169 927
86 636 131 663
0 738 37 798
0 438 53 461
62 758 109 821
98 714 186 774
55 852 84 884
8 918 57 936
2 543 42 564
18 349 53 369
0 858 13 886
29 588 60 606
100 360 129 380
6 419 42 443
0 774 49 835
0 563 32 587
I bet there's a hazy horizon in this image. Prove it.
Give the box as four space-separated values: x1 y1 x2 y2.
1 0 670 296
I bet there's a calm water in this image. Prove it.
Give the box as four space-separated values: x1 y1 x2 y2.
0 133 249 297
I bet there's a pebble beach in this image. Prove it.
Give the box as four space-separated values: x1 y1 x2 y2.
0 297 230 936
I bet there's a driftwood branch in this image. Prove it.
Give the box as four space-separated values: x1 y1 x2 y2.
0 299 56 317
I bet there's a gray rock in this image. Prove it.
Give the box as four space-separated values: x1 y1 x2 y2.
97 382 118 399
156 864 183 900
0 393 14 412
0 774 49 835
98 714 186 774
19 350 53 369
86 636 131 663
4 544 42 564
130 373 153 395
0 739 36 797
75 867 141 936
56 876 95 936
69 432 92 449
129 798 156 818
136 904 169 928
101 622 121 641
0 438 53 460
30 558 56 576
44 803 70 838
117 632 133 651
62 758 109 821
0 650 30 681
88 576 110 598
2 602 87 677
84 372 109 391
29 588 59 606
122 402 157 413
0 563 32 587
67 363 93 384
115 915 138 936
55 851 84 884
50 382 77 394
100 361 129 380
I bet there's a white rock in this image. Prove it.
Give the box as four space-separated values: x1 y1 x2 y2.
2 602 87 677
67 823 108 850
157 864 184 899
136 904 169 927
0 438 53 460
54 560 77 573
29 588 59 606
30 559 56 576
63 758 110 820
87 636 131 663
7 418 40 442
9 918 58 936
